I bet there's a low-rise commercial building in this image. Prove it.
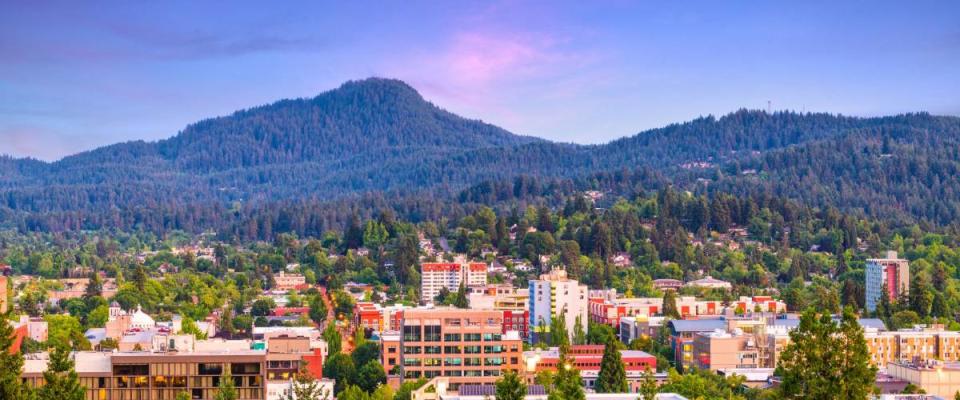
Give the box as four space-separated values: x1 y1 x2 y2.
23 350 268 400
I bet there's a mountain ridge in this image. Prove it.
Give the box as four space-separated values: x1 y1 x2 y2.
2 77 960 233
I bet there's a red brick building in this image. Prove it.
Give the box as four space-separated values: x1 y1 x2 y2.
523 345 656 373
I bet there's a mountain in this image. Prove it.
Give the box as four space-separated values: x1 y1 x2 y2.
2 77 959 235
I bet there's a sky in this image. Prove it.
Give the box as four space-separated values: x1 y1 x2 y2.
1 1 959 161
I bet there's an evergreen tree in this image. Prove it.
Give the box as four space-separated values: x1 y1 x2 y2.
876 282 893 325
495 370 526 400
595 340 628 393
931 292 949 319
84 271 103 298
549 311 569 347
777 307 876 399
572 316 586 345
547 345 585 400
39 345 85 400
214 370 238 400
909 275 932 317
662 290 680 319
452 283 469 309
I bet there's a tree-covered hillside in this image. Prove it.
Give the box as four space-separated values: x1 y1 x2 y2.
1 78 959 235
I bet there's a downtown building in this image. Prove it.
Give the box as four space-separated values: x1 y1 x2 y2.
528 268 588 344
420 262 488 302
20 333 329 400
865 251 910 312
380 308 523 387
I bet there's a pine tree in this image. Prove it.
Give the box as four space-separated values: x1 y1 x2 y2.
595 340 628 393
452 283 469 309
495 370 526 400
876 282 892 324
662 290 680 319
214 370 238 400
572 316 586 345
547 345 585 400
39 345 85 400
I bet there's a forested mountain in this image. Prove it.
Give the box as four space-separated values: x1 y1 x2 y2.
1 77 959 236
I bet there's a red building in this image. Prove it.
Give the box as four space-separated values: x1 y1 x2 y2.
302 348 324 379
525 345 656 372
354 302 382 332
502 310 529 340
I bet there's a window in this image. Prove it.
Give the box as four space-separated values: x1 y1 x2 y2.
464 333 481 341
444 346 462 354
113 364 149 376
424 346 442 354
484 345 504 353
424 325 442 342
464 346 482 354
231 363 261 375
403 325 422 342
444 333 461 342
199 363 223 375
403 346 422 354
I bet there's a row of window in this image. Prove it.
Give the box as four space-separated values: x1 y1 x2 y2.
404 369 505 379
398 357 515 367
115 375 262 389
400 328 504 342
402 345 511 354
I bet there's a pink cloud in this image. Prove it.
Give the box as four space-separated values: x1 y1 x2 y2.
444 32 544 85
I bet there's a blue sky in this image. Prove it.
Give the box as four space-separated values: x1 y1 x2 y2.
1 1 958 161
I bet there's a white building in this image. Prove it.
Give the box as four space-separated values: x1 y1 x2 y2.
685 275 733 290
420 262 487 302
865 251 910 311
528 268 588 344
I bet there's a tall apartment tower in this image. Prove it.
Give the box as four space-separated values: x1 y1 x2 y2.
865 251 910 311
528 268 588 344
420 262 487 302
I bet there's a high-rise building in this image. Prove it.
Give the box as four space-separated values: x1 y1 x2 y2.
865 251 910 311
380 308 522 385
528 268 588 344
420 262 487 302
